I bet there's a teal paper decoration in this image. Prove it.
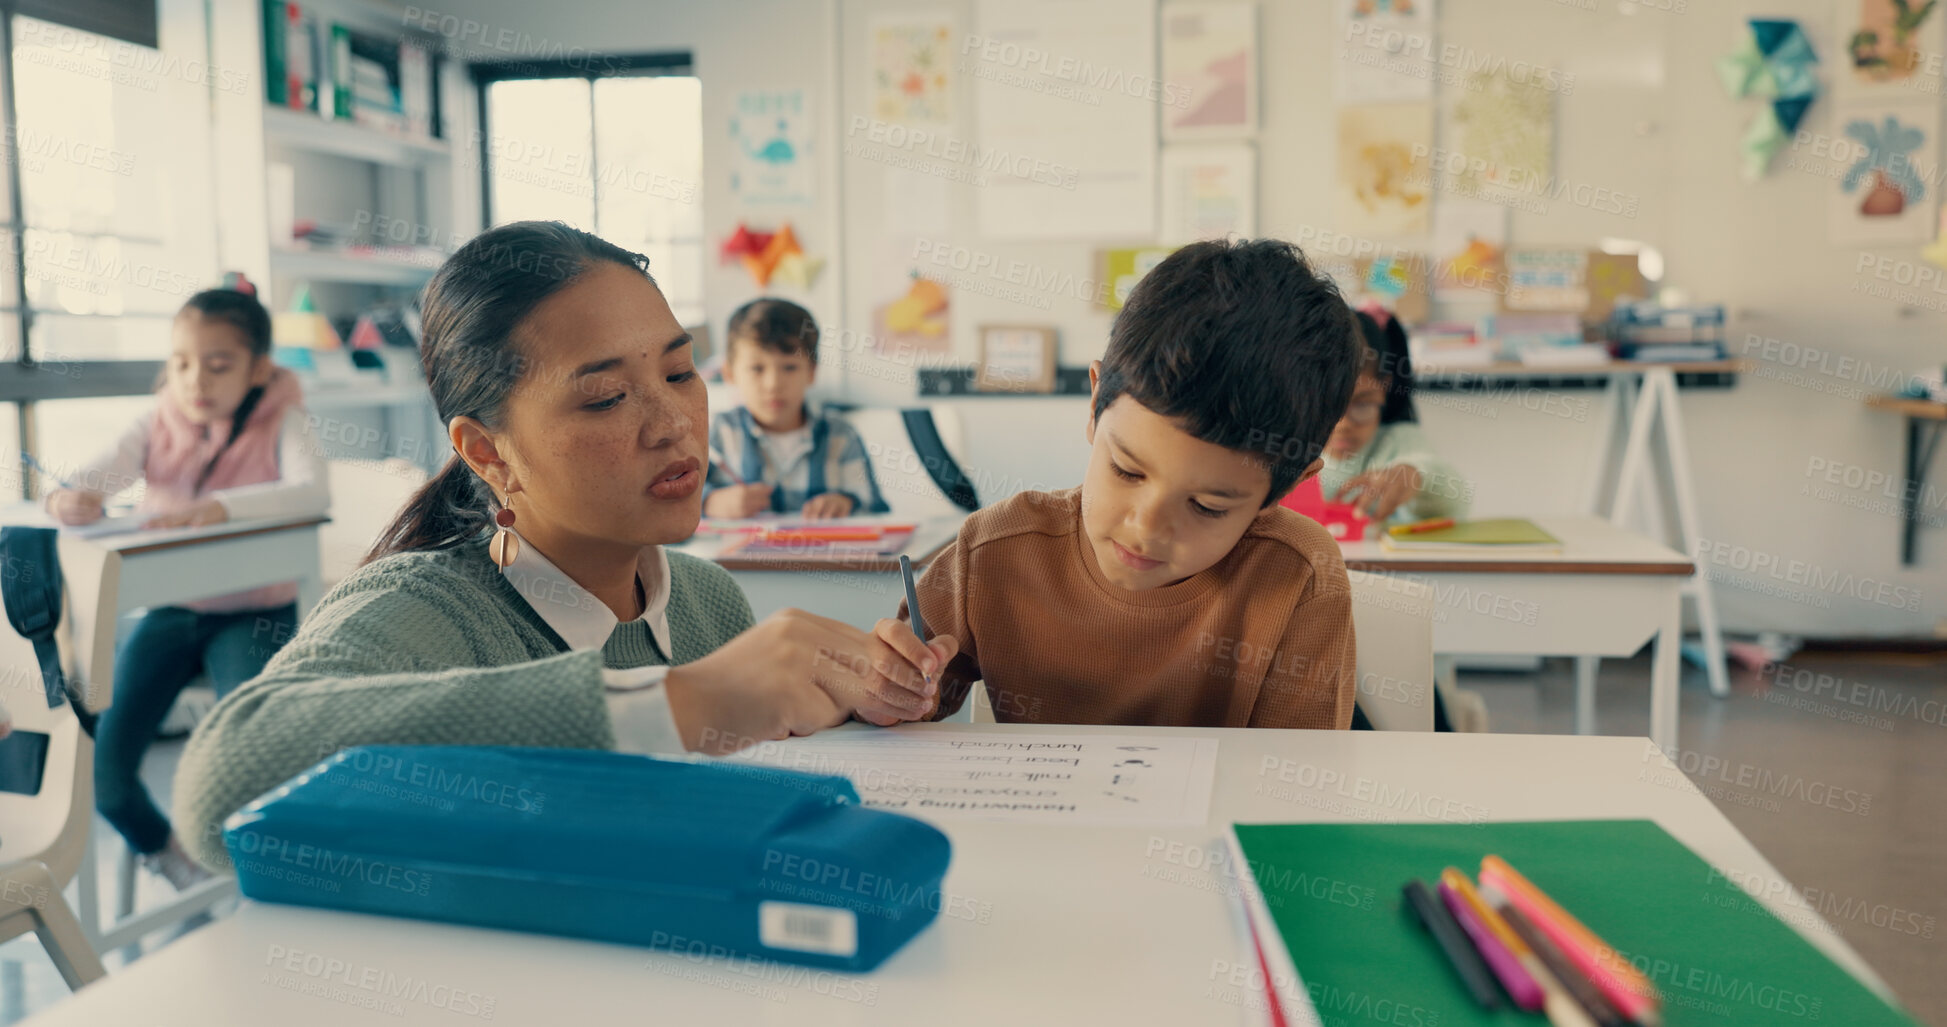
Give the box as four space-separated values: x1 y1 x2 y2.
1718 18 1820 181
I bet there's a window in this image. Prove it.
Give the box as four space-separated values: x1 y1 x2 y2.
4 6 223 495
477 56 703 325
10 12 218 362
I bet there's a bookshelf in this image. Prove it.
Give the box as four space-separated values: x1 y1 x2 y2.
263 105 450 167
243 0 480 470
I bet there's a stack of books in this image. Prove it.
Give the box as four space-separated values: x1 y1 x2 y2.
1607 302 1727 362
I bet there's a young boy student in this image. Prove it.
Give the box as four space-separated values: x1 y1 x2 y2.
702 298 890 519
876 238 1364 729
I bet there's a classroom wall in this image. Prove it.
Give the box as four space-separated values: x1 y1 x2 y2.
424 0 1944 638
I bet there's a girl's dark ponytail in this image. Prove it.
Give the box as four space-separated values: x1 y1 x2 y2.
361 221 656 564
1355 308 1418 425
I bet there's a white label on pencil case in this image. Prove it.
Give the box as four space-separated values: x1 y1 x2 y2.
758 901 859 958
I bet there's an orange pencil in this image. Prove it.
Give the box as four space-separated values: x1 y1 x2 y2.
1480 855 1663 1027
761 527 886 542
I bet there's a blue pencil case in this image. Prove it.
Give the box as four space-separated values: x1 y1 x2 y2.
222 745 952 972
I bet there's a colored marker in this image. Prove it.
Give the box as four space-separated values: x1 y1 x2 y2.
1403 879 1501 1009
1388 517 1456 537
1443 869 1594 1027
1480 855 1663 1026
1440 870 1542 1010
1501 902 1629 1027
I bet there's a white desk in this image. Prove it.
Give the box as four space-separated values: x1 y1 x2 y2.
1416 360 1741 698
671 515 965 630
22 727 1892 1027
55 514 331 710
1340 514 1694 751
50 514 329 953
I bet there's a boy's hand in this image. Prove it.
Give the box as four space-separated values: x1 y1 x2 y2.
1334 465 1422 521
862 617 959 726
704 483 774 518
48 489 105 526
801 492 855 520
142 498 229 530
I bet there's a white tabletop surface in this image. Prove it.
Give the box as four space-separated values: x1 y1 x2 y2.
0 501 329 552
25 727 1885 1026
1339 513 1692 569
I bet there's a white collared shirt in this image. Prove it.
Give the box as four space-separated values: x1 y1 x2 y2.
501 532 687 755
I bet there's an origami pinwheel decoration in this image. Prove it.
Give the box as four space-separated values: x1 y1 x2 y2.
718 221 825 289
1718 19 1819 181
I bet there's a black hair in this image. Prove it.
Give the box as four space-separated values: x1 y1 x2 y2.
1355 310 1418 425
364 221 657 563
178 275 274 494
725 297 819 365
1091 238 1362 506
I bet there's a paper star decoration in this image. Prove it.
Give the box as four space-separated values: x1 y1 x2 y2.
1718 19 1819 181
717 221 824 289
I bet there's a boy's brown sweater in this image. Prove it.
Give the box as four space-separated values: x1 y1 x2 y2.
910 487 1356 729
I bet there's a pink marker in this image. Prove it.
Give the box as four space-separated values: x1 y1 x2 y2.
1441 878 1544 1011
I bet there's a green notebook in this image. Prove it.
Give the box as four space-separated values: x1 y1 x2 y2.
1230 820 1919 1026
1381 517 1561 550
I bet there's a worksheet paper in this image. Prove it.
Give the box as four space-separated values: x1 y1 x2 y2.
723 729 1221 827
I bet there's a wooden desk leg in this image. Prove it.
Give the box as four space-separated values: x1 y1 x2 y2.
1650 589 1682 755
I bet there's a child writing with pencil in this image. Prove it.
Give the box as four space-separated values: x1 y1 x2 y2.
868 239 1363 729
43 274 328 889
701 298 889 519
1321 307 1470 524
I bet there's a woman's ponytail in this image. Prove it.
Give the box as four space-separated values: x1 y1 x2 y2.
362 455 490 564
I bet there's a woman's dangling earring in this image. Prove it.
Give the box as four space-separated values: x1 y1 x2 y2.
490 505 520 568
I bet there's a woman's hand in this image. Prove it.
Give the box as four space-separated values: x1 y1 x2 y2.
703 483 774 519
1334 464 1423 521
663 609 958 754
800 492 856 520
47 489 105 526
142 498 229 530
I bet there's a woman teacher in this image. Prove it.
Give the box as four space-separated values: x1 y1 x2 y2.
174 222 955 866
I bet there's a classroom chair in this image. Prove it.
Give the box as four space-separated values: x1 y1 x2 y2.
842 406 981 517
0 662 108 990
1347 571 1436 731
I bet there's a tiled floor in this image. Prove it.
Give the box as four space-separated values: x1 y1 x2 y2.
4 651 1943 1025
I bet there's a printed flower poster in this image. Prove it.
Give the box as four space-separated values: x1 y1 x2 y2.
1838 0 1945 98
1830 102 1940 244
871 17 954 124
1335 102 1433 237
